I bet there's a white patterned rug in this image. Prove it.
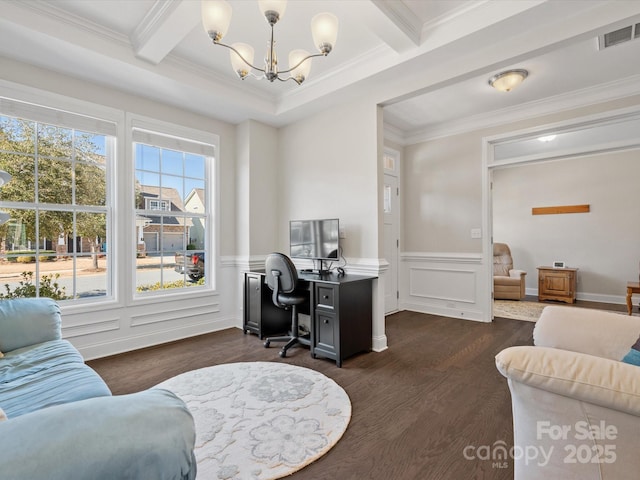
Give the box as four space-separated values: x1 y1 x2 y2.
155 362 351 480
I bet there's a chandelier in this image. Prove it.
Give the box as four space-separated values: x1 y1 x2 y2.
201 0 338 85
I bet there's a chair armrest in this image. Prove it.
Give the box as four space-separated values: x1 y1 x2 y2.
0 389 196 480
496 345 640 416
534 305 640 360
508 269 526 278
0 299 61 353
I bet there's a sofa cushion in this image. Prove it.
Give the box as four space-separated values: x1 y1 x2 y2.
622 335 640 366
0 339 111 418
0 298 62 353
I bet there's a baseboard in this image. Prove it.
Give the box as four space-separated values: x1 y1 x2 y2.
525 288 626 305
78 315 237 361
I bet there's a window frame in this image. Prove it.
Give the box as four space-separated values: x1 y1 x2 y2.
127 113 218 301
0 95 116 306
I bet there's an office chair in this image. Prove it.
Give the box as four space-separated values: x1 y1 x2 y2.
263 252 310 358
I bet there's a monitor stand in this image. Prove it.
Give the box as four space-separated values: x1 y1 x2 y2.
300 260 331 275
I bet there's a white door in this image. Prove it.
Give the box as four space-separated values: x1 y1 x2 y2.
383 149 400 314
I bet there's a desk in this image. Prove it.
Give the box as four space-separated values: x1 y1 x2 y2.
243 270 376 367
626 282 640 315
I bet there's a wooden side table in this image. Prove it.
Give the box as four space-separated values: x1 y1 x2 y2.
626 282 640 315
537 266 578 303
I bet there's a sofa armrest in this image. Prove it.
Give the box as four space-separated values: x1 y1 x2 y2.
534 305 640 360
509 269 526 279
496 345 640 416
0 389 196 480
0 299 61 353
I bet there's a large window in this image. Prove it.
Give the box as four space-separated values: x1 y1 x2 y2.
0 104 113 301
133 128 212 294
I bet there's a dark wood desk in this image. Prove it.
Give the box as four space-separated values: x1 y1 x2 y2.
243 270 376 367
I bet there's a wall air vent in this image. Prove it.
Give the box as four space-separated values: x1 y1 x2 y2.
598 24 638 50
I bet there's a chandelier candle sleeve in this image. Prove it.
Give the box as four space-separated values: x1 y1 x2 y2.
201 0 338 85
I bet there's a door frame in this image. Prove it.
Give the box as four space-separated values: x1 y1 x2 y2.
383 147 401 314
482 105 640 320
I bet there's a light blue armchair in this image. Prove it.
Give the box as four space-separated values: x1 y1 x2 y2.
0 298 197 480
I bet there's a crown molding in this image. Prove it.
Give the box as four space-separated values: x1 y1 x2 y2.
130 1 177 52
12 1 130 48
387 74 640 146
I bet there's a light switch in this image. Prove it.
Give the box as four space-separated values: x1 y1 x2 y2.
470 228 482 239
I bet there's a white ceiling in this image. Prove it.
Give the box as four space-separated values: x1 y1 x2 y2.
1 0 640 142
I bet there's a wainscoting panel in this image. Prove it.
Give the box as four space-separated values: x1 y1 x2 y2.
400 252 490 322
409 267 476 303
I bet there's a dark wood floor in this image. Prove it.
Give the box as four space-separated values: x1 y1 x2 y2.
88 310 540 480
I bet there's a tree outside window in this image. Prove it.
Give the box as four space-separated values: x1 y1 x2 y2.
0 114 111 300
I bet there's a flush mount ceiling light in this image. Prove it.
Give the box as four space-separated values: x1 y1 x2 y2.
201 0 338 85
488 69 529 92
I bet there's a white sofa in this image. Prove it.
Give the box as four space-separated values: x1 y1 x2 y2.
496 306 640 480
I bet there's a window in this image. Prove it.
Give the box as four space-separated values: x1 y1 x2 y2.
0 102 113 302
133 128 213 294
147 199 170 211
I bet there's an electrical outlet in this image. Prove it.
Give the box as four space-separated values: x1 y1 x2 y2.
470 228 482 239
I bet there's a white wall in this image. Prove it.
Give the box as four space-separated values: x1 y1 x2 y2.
277 99 380 263
493 150 640 303
399 95 640 318
277 99 388 351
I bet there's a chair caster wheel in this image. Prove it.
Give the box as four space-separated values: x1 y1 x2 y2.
264 340 270 348
279 350 286 358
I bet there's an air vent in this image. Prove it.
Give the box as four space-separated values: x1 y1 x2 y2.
598 24 639 49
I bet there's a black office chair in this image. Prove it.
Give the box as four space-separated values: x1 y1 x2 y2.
263 252 310 358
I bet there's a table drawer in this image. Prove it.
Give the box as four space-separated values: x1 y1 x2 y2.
316 285 336 309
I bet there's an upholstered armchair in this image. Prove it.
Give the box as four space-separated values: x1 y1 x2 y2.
493 242 526 300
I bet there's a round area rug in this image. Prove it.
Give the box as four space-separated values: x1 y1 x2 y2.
155 362 351 480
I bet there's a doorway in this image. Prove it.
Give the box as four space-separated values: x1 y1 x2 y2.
383 148 400 314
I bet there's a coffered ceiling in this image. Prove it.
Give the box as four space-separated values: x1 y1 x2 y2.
1 1 640 141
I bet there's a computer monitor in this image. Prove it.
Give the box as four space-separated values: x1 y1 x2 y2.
289 219 340 262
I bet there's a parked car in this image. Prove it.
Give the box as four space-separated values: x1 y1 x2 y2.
174 252 204 281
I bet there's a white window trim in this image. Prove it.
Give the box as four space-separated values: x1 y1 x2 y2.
126 112 219 304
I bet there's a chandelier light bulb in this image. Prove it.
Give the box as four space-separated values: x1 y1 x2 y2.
201 0 233 42
230 43 255 79
289 49 312 84
311 12 339 55
258 0 287 24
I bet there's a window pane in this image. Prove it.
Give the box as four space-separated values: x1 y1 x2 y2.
38 124 73 161
0 111 111 304
186 217 205 250
134 137 210 295
0 116 35 150
38 158 73 204
135 144 160 171
162 149 183 176
0 154 35 202
185 154 205 179
76 160 106 206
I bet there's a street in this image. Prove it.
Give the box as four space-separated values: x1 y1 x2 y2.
0 256 197 298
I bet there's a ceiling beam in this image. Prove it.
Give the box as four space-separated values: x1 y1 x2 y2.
130 0 200 65
366 0 422 52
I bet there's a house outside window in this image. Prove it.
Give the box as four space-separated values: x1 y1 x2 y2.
0 103 113 302
133 128 213 293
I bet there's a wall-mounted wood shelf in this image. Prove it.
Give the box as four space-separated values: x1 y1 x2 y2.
532 204 590 215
